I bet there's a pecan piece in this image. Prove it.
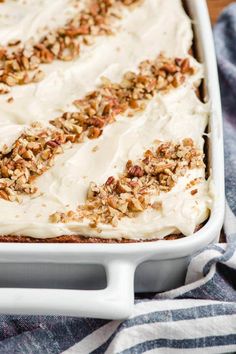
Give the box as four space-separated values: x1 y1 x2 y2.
105 176 115 186
128 165 144 178
191 189 198 195
88 127 102 139
86 117 105 128
181 58 190 73
0 190 9 201
46 140 61 148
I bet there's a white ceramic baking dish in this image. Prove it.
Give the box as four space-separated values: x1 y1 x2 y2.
0 0 224 320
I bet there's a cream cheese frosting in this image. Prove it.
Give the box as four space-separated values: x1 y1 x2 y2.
0 0 212 240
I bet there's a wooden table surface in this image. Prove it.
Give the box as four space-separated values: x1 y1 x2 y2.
207 0 234 23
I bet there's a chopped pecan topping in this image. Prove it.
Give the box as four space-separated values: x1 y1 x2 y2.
0 125 67 201
51 55 195 140
49 139 205 226
0 55 195 201
0 0 140 90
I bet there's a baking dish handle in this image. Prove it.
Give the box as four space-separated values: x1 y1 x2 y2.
0 260 135 319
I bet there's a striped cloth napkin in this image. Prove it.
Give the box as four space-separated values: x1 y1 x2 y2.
1 4 236 354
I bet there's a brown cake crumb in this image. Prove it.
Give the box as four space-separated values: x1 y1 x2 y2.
0 233 183 243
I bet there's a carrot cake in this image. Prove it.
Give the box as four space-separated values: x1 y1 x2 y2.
0 0 212 241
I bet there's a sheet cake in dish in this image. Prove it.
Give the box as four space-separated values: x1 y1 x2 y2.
0 0 212 242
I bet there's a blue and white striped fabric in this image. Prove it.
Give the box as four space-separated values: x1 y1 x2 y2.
1 5 236 354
